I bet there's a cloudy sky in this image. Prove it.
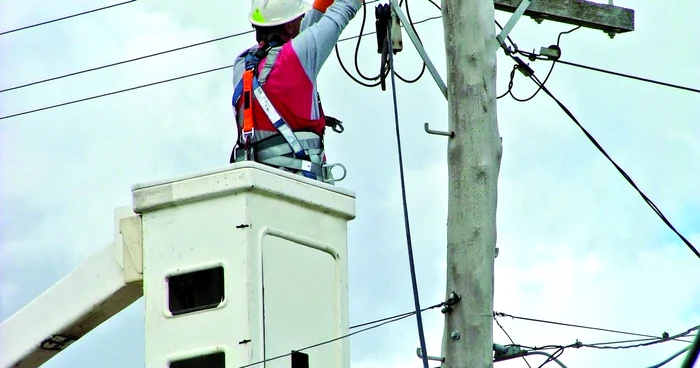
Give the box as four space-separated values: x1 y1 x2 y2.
1 0 699 367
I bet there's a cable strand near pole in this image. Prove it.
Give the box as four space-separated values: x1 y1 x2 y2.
385 14 430 368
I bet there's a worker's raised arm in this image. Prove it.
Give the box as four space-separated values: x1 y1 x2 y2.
300 0 335 29
291 0 362 80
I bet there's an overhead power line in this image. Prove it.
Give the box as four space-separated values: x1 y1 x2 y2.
495 312 694 343
238 300 447 368
494 316 533 368
0 1 137 36
0 0 434 94
521 64 700 259
506 324 699 368
496 31 700 259
0 15 442 121
649 345 693 368
0 65 233 120
5 7 694 100
514 48 700 95
587 336 696 347
0 31 253 93
497 24 580 101
553 58 700 95
581 325 699 350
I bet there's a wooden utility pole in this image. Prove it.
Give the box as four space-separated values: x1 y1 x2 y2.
441 0 500 366
439 1 635 367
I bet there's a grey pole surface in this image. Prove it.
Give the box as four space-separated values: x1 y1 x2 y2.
441 0 502 367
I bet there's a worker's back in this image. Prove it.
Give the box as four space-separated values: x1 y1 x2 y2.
230 0 362 182
232 41 326 144
232 0 361 143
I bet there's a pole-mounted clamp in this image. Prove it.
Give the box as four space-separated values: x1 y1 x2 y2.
441 291 461 315
375 3 394 91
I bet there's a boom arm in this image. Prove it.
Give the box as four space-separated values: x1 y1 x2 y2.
0 210 144 368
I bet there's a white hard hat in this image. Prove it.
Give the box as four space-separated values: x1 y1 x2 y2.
249 0 312 27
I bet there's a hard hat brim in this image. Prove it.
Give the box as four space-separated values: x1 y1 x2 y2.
249 1 312 27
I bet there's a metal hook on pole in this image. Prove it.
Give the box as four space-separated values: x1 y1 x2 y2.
424 122 454 138
416 348 445 362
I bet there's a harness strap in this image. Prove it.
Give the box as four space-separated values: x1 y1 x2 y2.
252 86 306 158
241 69 255 145
233 146 325 177
230 42 348 183
232 42 306 159
258 156 324 177
255 142 323 161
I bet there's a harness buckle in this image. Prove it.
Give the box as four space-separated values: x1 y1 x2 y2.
325 116 345 134
322 163 347 184
243 128 255 160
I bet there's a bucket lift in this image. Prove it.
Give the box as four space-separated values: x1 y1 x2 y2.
0 161 356 368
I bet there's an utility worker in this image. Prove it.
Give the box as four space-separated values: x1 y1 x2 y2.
230 0 362 183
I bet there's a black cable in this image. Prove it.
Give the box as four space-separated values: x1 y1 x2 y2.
517 49 700 95
581 326 700 350
495 316 533 368
0 64 233 120
650 345 693 368
522 67 700 259
383 16 429 368
338 15 440 43
511 326 698 367
238 300 447 368
349 300 447 329
8 8 696 98
426 0 441 10
335 45 384 87
537 346 565 368
555 59 700 94
680 330 700 368
503 26 699 96
1 30 254 93
393 0 427 84
0 1 137 36
497 65 517 99
0 15 443 121
352 0 382 81
350 311 414 329
1 0 380 93
334 0 439 88
502 26 579 102
588 337 693 346
333 0 384 88
495 312 695 343
338 0 429 86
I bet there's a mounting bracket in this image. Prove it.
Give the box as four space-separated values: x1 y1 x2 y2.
494 0 534 52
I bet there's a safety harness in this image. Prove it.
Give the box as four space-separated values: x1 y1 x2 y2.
230 40 346 184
